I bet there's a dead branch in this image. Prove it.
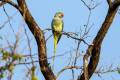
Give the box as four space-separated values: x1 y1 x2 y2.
107 0 112 7
57 66 82 79
0 0 56 80
43 28 89 45
0 1 6 7
0 12 17 30
16 0 56 80
78 1 120 80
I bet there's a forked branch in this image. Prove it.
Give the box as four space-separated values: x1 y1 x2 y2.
78 1 120 80
16 0 56 80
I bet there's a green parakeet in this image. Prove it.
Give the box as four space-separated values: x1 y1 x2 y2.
51 12 64 68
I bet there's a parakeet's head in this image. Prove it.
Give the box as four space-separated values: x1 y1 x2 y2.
54 12 64 18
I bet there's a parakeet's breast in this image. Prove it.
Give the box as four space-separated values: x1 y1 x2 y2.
53 18 63 32
54 24 63 32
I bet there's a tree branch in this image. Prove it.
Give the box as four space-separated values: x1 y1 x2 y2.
107 0 112 7
0 0 22 12
15 0 56 80
57 66 82 79
0 1 6 7
78 1 120 80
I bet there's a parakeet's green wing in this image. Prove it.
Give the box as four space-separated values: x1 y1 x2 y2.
51 19 55 35
51 19 63 43
57 20 64 44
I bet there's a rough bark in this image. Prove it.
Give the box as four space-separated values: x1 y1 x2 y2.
16 0 56 80
78 1 120 80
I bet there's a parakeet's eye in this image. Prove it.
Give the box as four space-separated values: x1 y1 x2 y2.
54 12 64 18
58 13 64 18
60 13 64 18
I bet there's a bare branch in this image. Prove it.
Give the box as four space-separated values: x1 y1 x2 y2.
24 27 34 66
78 0 120 80
43 28 89 45
3 5 15 34
112 0 120 9
83 54 89 80
107 0 112 7
95 66 120 74
46 34 52 42
74 10 93 66
1 0 22 12
0 1 6 7
81 0 101 10
0 12 17 30
16 0 56 80
81 0 90 10
57 66 82 79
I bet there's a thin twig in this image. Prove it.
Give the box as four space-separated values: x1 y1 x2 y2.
24 27 34 66
3 5 15 34
57 66 83 79
0 11 17 30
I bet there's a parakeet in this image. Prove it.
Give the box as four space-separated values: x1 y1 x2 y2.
51 12 64 69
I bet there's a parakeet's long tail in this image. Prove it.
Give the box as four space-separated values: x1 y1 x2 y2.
52 34 58 70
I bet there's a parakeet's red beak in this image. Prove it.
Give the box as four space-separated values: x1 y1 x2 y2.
61 13 64 18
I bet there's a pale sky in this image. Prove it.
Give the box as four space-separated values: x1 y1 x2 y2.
0 0 120 80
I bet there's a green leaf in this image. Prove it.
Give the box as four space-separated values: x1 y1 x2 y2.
118 68 120 74
2 51 9 60
12 54 23 61
0 66 7 71
0 74 4 79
